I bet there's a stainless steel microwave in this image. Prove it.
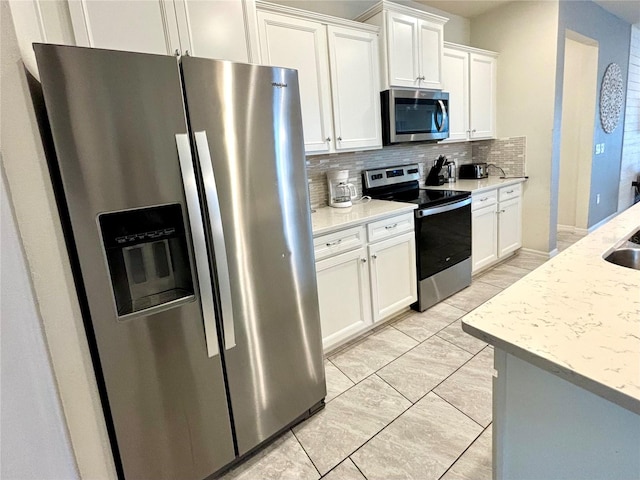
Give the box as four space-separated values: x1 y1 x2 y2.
381 88 449 144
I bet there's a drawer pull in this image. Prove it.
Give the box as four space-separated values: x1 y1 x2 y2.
325 239 342 247
384 223 398 230
506 189 514 194
479 197 489 202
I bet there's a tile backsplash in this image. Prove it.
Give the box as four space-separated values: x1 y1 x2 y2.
307 137 526 208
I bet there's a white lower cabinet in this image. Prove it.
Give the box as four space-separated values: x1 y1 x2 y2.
471 183 522 274
316 247 371 351
369 232 417 322
314 212 417 352
472 203 498 272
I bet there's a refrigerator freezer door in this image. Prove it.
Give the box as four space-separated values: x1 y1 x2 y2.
34 44 235 479
181 57 326 455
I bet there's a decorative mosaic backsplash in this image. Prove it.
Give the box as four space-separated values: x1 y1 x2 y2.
307 136 526 208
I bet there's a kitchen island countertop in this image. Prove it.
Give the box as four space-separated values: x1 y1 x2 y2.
462 202 640 414
311 199 416 236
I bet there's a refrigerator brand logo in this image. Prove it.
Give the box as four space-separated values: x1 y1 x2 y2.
272 82 288 88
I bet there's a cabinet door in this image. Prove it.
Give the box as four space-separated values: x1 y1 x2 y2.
369 232 417 323
386 11 420 88
327 25 382 152
257 12 333 154
472 204 498 273
316 248 371 351
68 1 181 55
498 197 522 257
174 0 256 62
417 19 443 89
442 47 469 142
469 53 497 139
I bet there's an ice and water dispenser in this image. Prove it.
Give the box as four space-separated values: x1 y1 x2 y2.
99 204 194 318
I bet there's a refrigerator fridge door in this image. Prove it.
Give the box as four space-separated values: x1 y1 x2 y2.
181 57 326 455
33 44 235 479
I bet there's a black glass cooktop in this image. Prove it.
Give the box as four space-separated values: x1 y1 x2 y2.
373 188 470 209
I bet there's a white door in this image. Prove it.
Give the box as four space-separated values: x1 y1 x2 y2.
316 248 372 351
69 0 181 55
327 25 382 152
469 53 496 139
174 0 256 62
498 197 522 257
257 12 333 154
386 11 419 88
442 47 469 142
417 19 443 89
368 233 417 322
472 204 498 273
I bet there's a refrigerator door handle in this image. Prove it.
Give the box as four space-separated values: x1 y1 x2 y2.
194 131 236 350
175 133 220 358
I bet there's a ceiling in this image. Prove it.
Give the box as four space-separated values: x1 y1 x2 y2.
416 0 640 24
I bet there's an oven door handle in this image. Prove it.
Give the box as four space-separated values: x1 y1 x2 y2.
416 197 471 218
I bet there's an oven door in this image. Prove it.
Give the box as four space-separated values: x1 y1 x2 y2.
383 89 449 144
415 198 471 281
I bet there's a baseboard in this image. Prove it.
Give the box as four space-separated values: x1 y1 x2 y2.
557 224 588 236
587 212 618 233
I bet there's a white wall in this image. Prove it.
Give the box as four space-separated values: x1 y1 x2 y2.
471 1 560 254
558 35 598 230
1 165 79 480
618 24 640 211
266 0 471 44
1 2 117 478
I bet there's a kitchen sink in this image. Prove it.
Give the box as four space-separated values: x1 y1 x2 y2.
604 229 640 270
605 248 640 270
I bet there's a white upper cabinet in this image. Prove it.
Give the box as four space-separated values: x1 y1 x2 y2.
256 1 382 155
327 26 382 152
442 42 497 142
257 12 333 154
69 0 259 61
356 1 447 91
469 52 497 139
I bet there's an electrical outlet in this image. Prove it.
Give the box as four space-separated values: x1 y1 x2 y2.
596 193 601 204
601 143 605 154
595 144 601 155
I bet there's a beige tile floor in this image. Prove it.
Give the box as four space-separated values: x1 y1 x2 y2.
221 243 580 480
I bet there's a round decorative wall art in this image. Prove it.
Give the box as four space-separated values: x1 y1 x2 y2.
599 63 623 134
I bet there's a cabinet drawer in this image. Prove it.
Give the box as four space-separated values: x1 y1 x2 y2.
314 226 365 261
499 183 521 202
472 190 497 211
367 213 414 243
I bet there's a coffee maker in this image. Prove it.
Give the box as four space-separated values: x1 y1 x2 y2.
327 170 357 208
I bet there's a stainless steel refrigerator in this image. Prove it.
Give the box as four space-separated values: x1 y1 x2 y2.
34 44 325 479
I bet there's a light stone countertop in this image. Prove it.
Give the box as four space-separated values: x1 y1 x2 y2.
422 176 527 194
462 202 640 414
311 199 417 236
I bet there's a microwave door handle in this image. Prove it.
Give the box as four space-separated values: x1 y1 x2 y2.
436 100 448 133
193 130 236 351
175 133 220 358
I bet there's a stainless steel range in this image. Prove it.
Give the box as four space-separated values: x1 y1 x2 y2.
363 164 472 311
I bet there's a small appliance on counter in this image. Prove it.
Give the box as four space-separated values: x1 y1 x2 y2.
327 170 357 208
459 162 489 179
425 155 447 186
446 160 456 183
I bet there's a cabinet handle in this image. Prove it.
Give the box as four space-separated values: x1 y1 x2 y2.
479 197 489 202
384 223 398 230
174 49 180 56
506 189 514 194
472 129 477 133
416 75 425 81
337 136 342 141
361 258 367 263
185 50 191 56
325 137 331 142
496 209 506 214
371 254 377 260
325 239 342 247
